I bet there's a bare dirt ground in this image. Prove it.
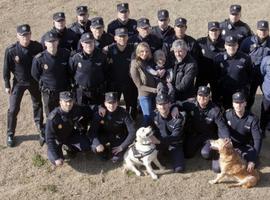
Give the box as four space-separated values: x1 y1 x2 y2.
0 0 270 199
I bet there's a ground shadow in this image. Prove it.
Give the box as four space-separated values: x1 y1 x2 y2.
15 134 39 146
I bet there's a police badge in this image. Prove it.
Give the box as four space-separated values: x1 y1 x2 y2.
14 55 20 63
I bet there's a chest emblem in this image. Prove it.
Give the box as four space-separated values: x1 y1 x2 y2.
43 64 48 70
15 55 20 63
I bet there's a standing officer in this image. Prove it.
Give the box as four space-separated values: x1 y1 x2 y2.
128 18 162 53
151 9 174 41
105 28 138 119
163 17 200 59
89 17 114 50
170 39 198 101
32 31 71 117
179 86 230 172
151 93 185 173
196 22 225 88
107 3 137 37
220 4 252 45
213 35 252 109
90 92 136 162
240 20 270 109
45 91 94 167
225 92 262 172
41 12 79 51
69 32 108 106
3 24 44 147
70 6 92 39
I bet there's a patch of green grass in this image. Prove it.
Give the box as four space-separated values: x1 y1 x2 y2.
126 170 135 177
0 145 7 150
32 153 47 167
41 184 58 193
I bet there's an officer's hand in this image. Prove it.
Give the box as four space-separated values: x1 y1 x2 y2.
112 146 123 155
55 159 64 167
171 107 179 119
96 144 105 153
150 135 160 144
158 69 166 78
98 105 106 117
247 162 255 173
5 88 11 95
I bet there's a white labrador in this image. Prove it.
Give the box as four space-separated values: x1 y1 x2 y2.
123 126 165 180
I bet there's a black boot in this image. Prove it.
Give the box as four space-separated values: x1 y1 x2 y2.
6 133 15 147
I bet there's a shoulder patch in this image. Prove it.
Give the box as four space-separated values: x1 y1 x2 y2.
225 108 232 113
7 43 16 50
35 52 43 58
48 109 58 120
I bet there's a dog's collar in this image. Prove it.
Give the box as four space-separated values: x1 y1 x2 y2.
131 145 156 159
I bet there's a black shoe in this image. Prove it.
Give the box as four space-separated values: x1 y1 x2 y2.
7 135 15 147
39 134 45 147
63 145 77 159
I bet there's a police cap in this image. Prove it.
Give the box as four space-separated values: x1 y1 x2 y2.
17 24 31 36
137 18 150 28
197 86 211 96
208 21 220 31
230 4 241 15
115 28 128 36
156 93 170 104
232 92 246 103
225 35 238 46
117 3 129 13
91 17 104 28
53 12 65 22
59 91 73 101
257 20 269 30
80 32 94 43
76 6 88 16
43 31 59 42
105 92 118 103
157 9 169 21
175 17 187 27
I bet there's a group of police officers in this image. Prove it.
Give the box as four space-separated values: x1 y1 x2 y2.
3 2 266 173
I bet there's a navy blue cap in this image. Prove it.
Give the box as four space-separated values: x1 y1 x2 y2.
158 9 169 21
91 17 104 28
43 31 59 42
80 32 94 43
115 28 128 36
76 6 88 15
59 91 73 101
232 92 246 103
230 4 241 15
197 86 211 96
208 21 220 31
175 17 187 27
105 92 118 102
117 3 129 12
225 35 238 46
156 93 170 104
257 20 269 30
137 18 150 28
17 24 31 35
53 12 65 22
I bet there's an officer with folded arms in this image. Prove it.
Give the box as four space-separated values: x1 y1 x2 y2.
32 31 71 118
3 24 44 147
224 92 262 172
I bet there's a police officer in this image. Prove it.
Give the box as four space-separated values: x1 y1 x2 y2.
163 17 200 59
151 93 185 173
240 20 270 109
196 22 225 88
225 92 262 172
107 2 137 37
70 6 92 38
90 92 136 162
3 24 44 147
213 35 252 109
170 39 198 101
69 32 108 106
220 4 252 45
106 28 138 119
45 91 94 167
32 31 71 117
151 9 174 41
41 12 79 51
179 86 230 172
128 18 162 53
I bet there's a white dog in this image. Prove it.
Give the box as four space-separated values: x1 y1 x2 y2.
123 126 165 180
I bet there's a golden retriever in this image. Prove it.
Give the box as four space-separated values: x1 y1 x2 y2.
209 138 260 188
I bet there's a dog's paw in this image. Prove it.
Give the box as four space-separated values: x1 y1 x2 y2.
135 171 142 177
208 180 217 184
151 174 158 180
